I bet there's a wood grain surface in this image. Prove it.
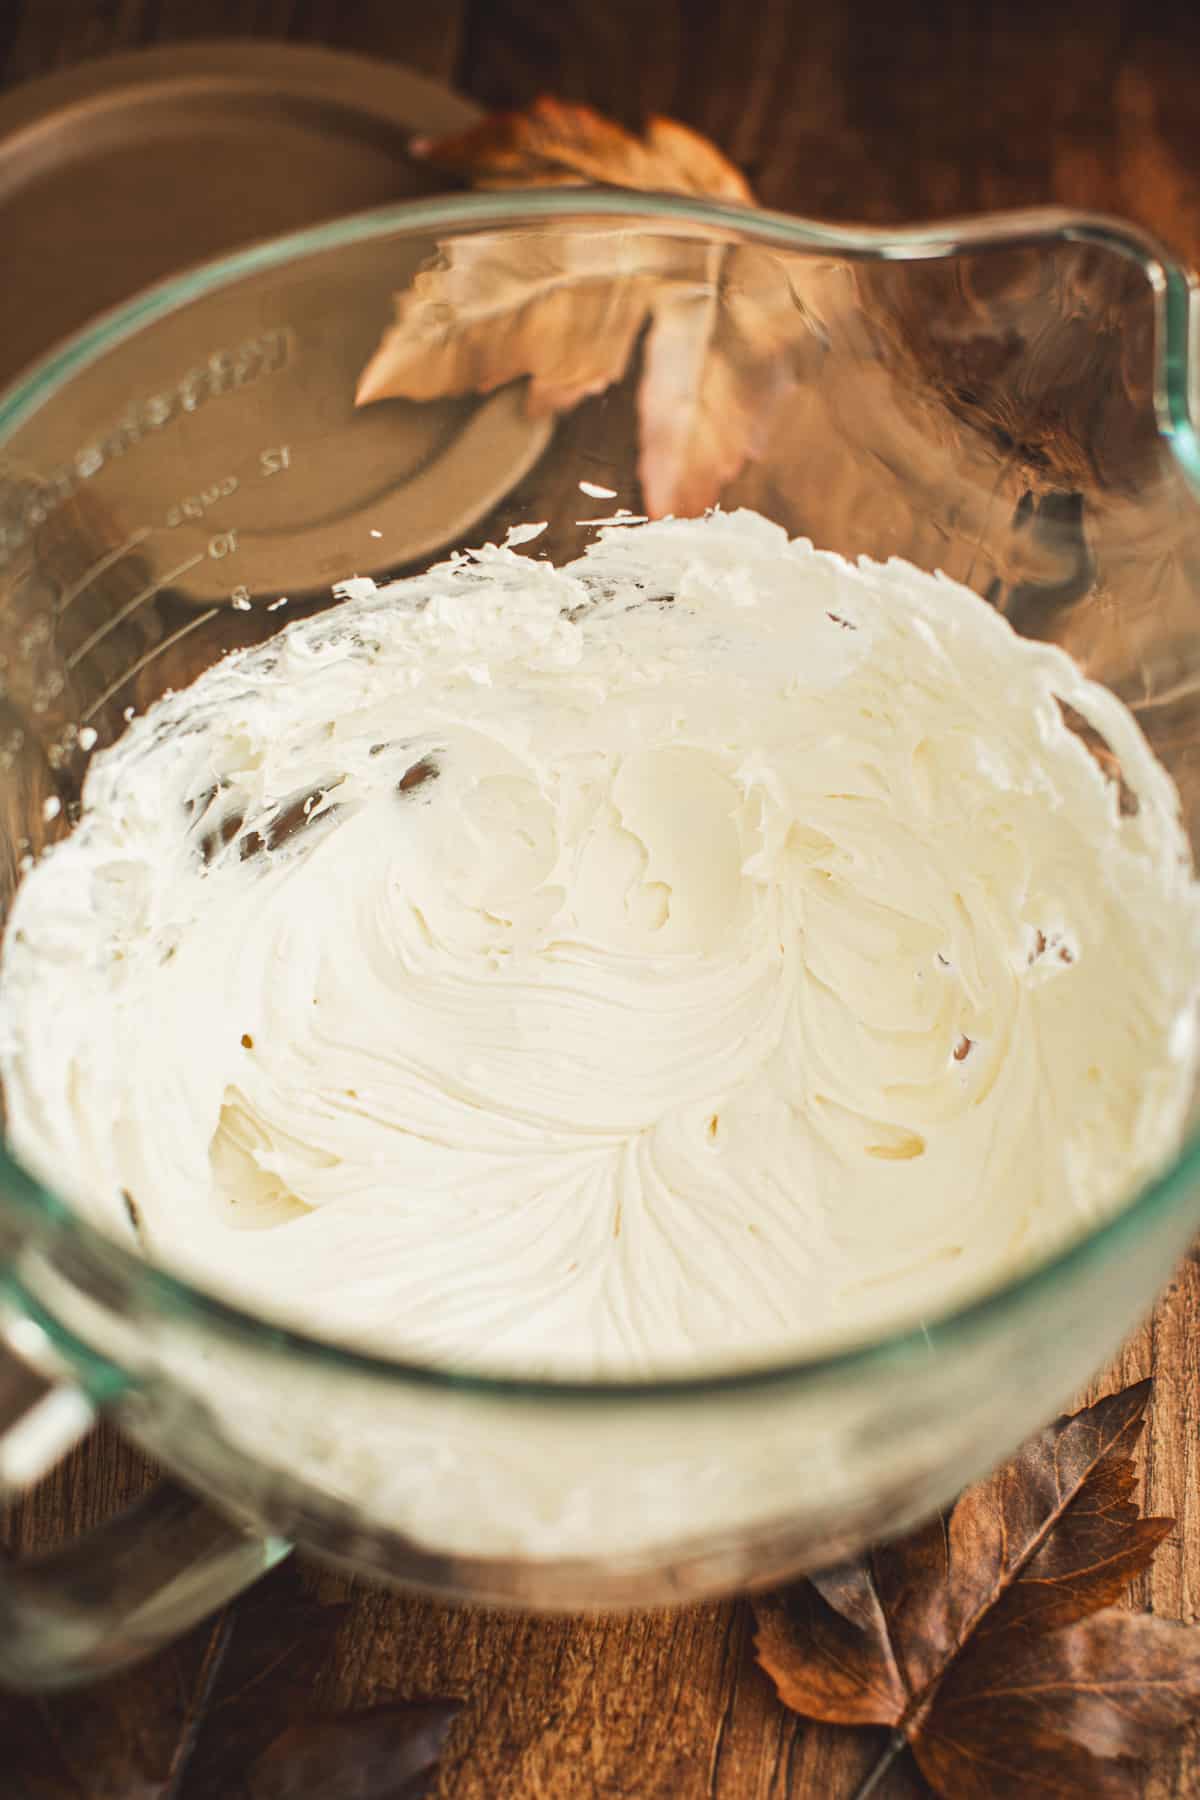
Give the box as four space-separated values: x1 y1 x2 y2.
3 3 1200 1795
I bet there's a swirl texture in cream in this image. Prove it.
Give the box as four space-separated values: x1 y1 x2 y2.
2 510 1197 1375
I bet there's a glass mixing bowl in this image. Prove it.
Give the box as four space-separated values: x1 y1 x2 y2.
1 191 1199 1689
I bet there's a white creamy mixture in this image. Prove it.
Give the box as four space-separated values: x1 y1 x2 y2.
2 510 1198 1376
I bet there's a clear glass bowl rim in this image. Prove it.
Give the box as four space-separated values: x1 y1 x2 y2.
1 186 1198 1404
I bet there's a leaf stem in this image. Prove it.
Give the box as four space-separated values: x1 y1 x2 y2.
850 1731 908 1800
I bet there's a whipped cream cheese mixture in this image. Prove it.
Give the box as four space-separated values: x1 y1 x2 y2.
2 510 1198 1375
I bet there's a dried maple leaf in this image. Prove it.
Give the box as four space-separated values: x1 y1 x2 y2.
636 244 816 518
409 95 753 201
358 98 814 518
355 229 669 418
755 1381 1200 1798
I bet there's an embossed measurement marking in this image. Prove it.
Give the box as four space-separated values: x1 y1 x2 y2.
65 552 207 670
165 476 238 528
54 528 153 615
81 607 221 725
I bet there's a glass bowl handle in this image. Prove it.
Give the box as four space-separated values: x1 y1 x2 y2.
0 1334 290 1690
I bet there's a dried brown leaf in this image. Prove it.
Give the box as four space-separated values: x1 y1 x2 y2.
0 1563 459 1800
639 115 756 202
248 1700 462 1800
355 231 663 416
410 95 753 201
915 1611 1200 1798
754 1382 1200 1799
360 98 810 517
637 245 813 518
0 1563 345 1798
171 1566 352 1798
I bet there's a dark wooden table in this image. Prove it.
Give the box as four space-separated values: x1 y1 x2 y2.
4 3 1200 1795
